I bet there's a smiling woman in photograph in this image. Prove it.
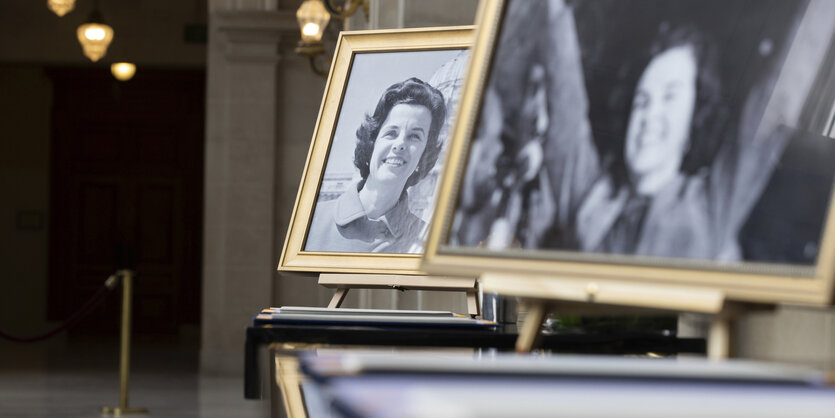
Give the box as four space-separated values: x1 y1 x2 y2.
305 77 446 253
459 18 738 260
571 24 728 257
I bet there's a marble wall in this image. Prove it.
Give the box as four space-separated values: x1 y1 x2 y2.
201 4 298 374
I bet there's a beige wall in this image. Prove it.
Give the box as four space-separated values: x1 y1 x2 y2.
736 306 835 370
371 0 478 28
202 5 295 374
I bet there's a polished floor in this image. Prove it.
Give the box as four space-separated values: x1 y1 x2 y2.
0 335 269 418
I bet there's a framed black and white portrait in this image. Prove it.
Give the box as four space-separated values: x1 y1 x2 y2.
279 27 473 274
424 0 835 305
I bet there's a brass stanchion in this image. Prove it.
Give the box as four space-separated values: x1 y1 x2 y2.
102 270 148 415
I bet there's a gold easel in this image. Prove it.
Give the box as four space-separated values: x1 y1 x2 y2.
480 272 774 359
318 273 481 317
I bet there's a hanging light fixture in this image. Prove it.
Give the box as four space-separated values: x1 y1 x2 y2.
47 0 76 17
295 0 368 77
77 1 114 62
298 0 331 44
111 63 136 81
294 0 330 77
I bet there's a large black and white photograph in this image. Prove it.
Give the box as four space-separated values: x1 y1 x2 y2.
448 0 835 269
304 48 468 254
279 27 472 274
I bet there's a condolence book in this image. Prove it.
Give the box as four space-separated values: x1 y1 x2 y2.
253 306 497 328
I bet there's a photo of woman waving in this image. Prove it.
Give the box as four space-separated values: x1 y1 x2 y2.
450 0 829 267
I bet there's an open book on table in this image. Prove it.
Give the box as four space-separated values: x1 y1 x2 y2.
253 306 497 327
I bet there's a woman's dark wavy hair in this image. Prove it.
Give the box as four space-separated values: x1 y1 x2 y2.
608 23 726 187
353 77 446 191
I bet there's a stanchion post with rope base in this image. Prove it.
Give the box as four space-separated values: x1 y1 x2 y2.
101 269 148 416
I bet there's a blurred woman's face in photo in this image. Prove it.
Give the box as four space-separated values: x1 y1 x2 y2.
369 103 431 190
625 45 697 194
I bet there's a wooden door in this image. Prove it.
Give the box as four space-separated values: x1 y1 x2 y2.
48 68 204 335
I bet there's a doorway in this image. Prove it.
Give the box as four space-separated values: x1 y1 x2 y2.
48 68 204 336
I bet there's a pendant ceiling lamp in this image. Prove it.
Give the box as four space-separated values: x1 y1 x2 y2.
47 0 76 17
296 0 331 46
77 1 114 62
294 0 368 77
111 62 136 81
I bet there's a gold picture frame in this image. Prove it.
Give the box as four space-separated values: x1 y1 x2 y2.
423 0 835 305
279 26 474 275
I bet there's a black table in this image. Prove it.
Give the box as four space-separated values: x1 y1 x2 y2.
244 323 705 399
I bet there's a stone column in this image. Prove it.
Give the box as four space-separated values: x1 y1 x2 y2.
370 0 478 28
201 2 297 374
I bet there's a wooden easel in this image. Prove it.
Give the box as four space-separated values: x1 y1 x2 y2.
318 273 481 317
479 272 774 359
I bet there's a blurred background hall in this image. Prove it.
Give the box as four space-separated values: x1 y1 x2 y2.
0 0 475 416
2 0 835 417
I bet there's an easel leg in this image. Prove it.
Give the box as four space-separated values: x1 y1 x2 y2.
466 289 480 318
707 302 770 361
516 300 547 353
708 314 732 360
328 288 349 309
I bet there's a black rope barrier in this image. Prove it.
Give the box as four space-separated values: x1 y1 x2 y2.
0 273 122 343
